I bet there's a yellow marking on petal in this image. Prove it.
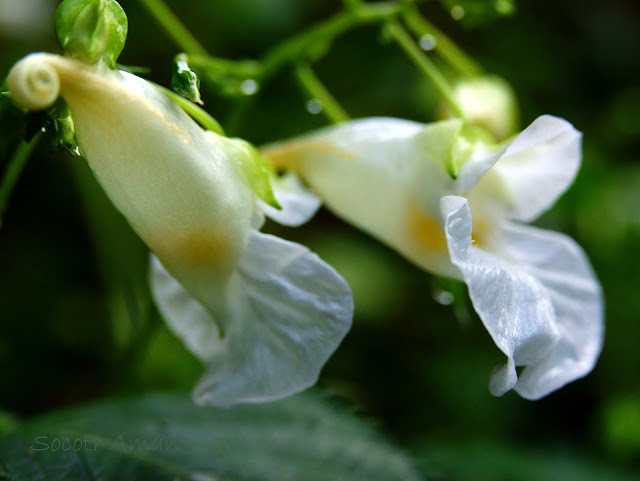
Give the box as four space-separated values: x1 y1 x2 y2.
410 203 487 252
149 228 237 276
471 221 487 249
409 205 448 253
261 139 357 171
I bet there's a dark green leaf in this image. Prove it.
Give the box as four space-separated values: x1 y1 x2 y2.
415 441 638 481
0 393 423 481
0 411 17 436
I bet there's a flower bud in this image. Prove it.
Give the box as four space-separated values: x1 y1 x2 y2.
56 0 128 68
442 75 519 142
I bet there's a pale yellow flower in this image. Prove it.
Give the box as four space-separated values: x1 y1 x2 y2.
263 116 603 399
8 53 353 406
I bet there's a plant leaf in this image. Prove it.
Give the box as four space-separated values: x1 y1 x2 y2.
415 440 639 481
0 393 422 481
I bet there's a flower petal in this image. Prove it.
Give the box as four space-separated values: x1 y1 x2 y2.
261 118 463 275
262 118 425 252
150 254 224 362
500 222 603 399
9 54 256 279
440 195 560 397
260 172 322 227
454 144 504 195
491 115 582 222
261 118 426 205
150 230 353 407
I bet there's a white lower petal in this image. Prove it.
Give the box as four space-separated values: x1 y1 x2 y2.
500 222 603 399
441 195 561 396
150 255 224 362
150 230 353 407
488 357 518 397
442 195 603 398
260 172 322 227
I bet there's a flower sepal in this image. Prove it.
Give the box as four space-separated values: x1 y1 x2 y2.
172 57 203 105
415 118 475 179
24 99 79 155
214 134 281 209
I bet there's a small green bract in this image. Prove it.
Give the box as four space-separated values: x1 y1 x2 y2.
172 59 203 105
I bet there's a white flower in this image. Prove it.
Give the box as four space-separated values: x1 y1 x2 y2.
262 115 603 399
8 53 352 407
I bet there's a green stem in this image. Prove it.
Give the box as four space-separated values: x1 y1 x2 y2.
260 2 406 80
184 1 407 84
386 21 465 119
260 11 355 80
403 6 482 78
138 0 208 55
153 83 226 135
186 1 409 132
342 0 364 10
295 63 350 124
0 135 40 224
185 55 260 77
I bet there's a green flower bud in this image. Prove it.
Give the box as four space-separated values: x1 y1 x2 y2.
450 76 520 142
56 0 128 68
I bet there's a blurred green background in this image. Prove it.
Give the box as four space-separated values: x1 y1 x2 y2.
0 0 639 478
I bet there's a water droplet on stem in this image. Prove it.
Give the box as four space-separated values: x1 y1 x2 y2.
306 98 323 114
240 79 258 95
419 34 436 51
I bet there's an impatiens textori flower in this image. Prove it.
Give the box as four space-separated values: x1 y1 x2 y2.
7 53 353 407
262 116 604 399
